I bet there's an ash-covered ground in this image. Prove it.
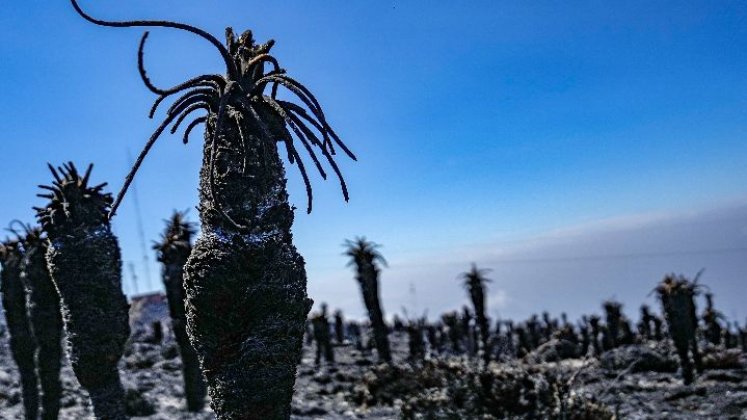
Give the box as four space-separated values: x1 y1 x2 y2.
1 297 746 419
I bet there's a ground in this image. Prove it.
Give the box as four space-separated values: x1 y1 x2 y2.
1 308 746 419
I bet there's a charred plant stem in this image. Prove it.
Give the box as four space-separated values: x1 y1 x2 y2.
154 212 206 411
36 163 130 419
344 238 392 363
184 106 312 419
68 3 354 416
0 240 39 420
22 229 64 420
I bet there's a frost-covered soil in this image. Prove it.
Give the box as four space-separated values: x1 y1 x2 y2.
1 317 746 418
0 329 404 420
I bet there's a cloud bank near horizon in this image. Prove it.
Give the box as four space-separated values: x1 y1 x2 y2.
308 200 747 324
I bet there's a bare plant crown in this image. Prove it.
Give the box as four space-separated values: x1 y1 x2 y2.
70 0 356 230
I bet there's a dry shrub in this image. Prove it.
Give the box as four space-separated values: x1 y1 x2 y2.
352 358 615 419
352 362 444 406
702 349 743 370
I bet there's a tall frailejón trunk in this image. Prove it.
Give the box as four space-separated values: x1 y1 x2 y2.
154 212 206 412
0 240 39 420
469 286 491 364
356 263 391 363
184 105 312 419
311 311 335 365
461 265 492 363
67 5 354 416
657 275 702 385
36 163 131 419
22 230 64 420
334 310 345 344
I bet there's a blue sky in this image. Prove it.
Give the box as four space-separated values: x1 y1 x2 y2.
1 1 746 322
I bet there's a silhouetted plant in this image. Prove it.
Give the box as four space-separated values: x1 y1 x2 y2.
579 319 591 357
461 306 476 356
0 236 39 420
702 293 724 346
460 263 492 363
602 300 626 349
588 315 603 356
542 311 556 340
333 309 345 344
656 273 703 385
653 316 664 341
723 322 737 349
35 163 130 419
70 0 355 417
619 316 635 346
638 305 653 340
21 226 64 420
514 326 531 357
560 312 569 327
426 324 441 355
441 312 462 353
526 315 542 349
406 318 426 362
348 321 363 351
310 304 334 365
392 314 405 332
555 321 578 345
344 237 391 363
153 211 206 412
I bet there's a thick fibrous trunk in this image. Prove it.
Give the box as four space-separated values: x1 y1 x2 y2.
47 229 130 419
38 164 130 419
356 267 391 363
658 278 701 385
311 313 335 365
158 238 206 412
703 295 722 346
638 306 653 340
407 322 425 361
442 312 462 353
23 236 63 420
334 311 345 344
184 109 312 419
469 288 491 363
65 1 354 412
0 243 39 420
603 301 623 349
